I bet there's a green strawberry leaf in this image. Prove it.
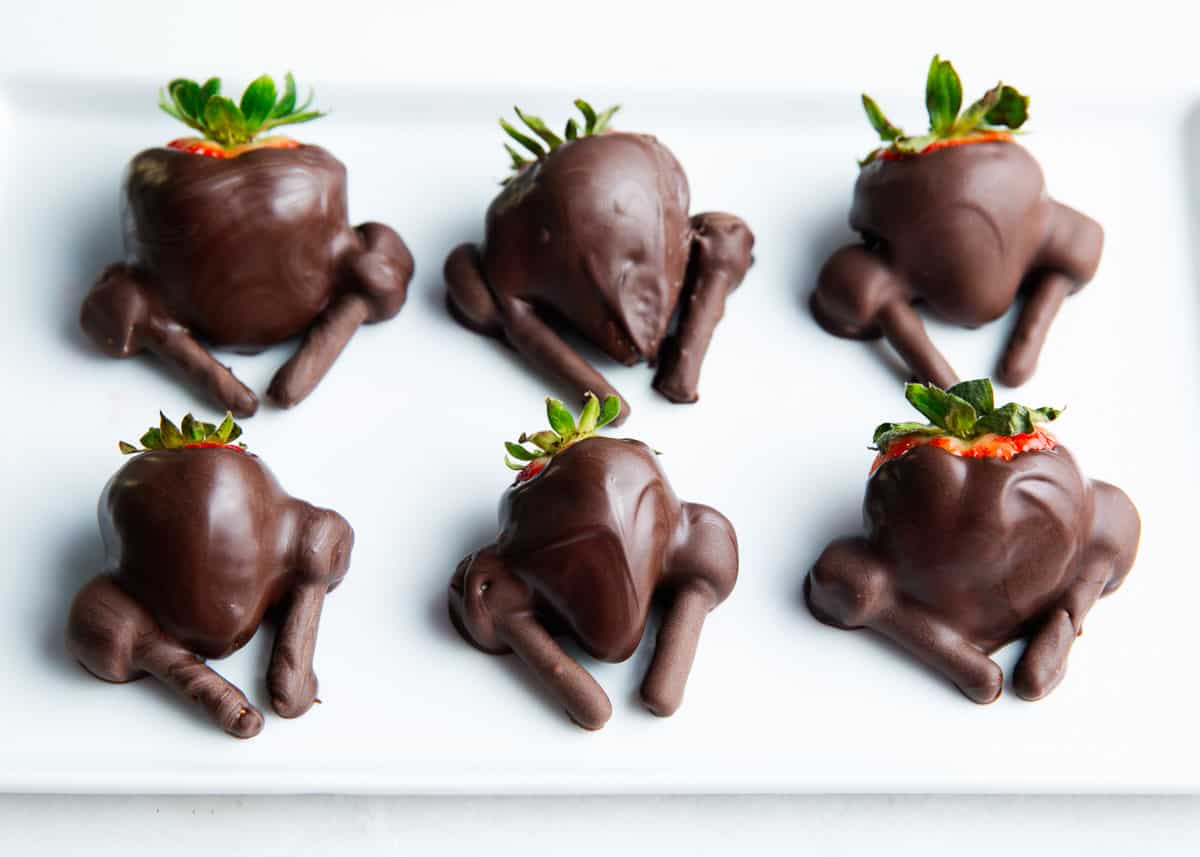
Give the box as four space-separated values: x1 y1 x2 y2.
270 72 297 119
596 395 621 428
139 428 163 449
985 84 1029 129
500 118 546 159
505 457 526 471
239 74 277 132
577 392 600 434
546 398 576 437
118 441 139 455
946 379 995 414
956 83 1003 135
523 430 559 452
514 107 563 149
976 403 1061 436
592 104 620 133
862 94 903 142
216 412 234 443
202 96 248 146
505 441 539 461
565 118 579 140
925 54 963 135
575 99 598 133
159 413 184 448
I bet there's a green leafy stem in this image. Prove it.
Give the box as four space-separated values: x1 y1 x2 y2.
861 54 1029 163
504 392 621 472
500 99 620 179
872 379 1060 452
159 73 324 147
119 412 245 455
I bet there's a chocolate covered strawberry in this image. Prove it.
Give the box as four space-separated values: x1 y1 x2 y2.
811 56 1104 388
81 73 414 416
451 393 738 728
806 379 1139 703
445 100 755 423
67 412 353 738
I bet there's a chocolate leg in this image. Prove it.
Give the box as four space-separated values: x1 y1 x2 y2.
653 212 754 404
497 614 613 730
807 537 1001 703
872 602 1004 704
444 244 630 425
267 582 328 718
876 301 958 389
267 222 413 408
66 574 263 738
445 243 505 337
266 294 370 408
997 202 1104 387
643 502 739 716
640 587 715 717
996 272 1072 387
81 264 258 416
1014 480 1140 701
1012 574 1107 701
500 298 630 426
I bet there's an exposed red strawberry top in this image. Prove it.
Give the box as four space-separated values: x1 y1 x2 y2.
860 55 1029 166
158 72 324 157
870 426 1056 474
870 379 1061 477
167 136 301 159
182 441 249 452
119 412 247 456
877 130 1013 161
505 392 623 484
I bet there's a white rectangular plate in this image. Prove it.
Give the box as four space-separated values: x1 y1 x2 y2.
0 80 1195 794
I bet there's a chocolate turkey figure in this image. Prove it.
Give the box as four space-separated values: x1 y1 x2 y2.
450 394 738 729
445 101 754 423
806 380 1139 703
81 73 414 416
67 413 353 738
811 56 1103 387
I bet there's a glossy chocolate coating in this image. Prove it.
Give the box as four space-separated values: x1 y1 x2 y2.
445 132 754 417
485 133 692 364
449 436 738 727
123 145 361 347
807 444 1139 702
812 142 1103 387
81 145 413 414
67 447 353 737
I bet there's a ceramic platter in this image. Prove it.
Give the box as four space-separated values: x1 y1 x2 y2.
0 80 1196 793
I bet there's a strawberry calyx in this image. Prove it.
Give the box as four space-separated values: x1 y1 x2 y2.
499 99 620 183
869 379 1061 474
158 73 324 151
167 135 300 159
504 392 622 482
119 411 246 455
860 55 1029 166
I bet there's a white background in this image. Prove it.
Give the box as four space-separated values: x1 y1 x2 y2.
4 1 1200 853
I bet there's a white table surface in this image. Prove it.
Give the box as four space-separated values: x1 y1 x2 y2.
5 0 1199 851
